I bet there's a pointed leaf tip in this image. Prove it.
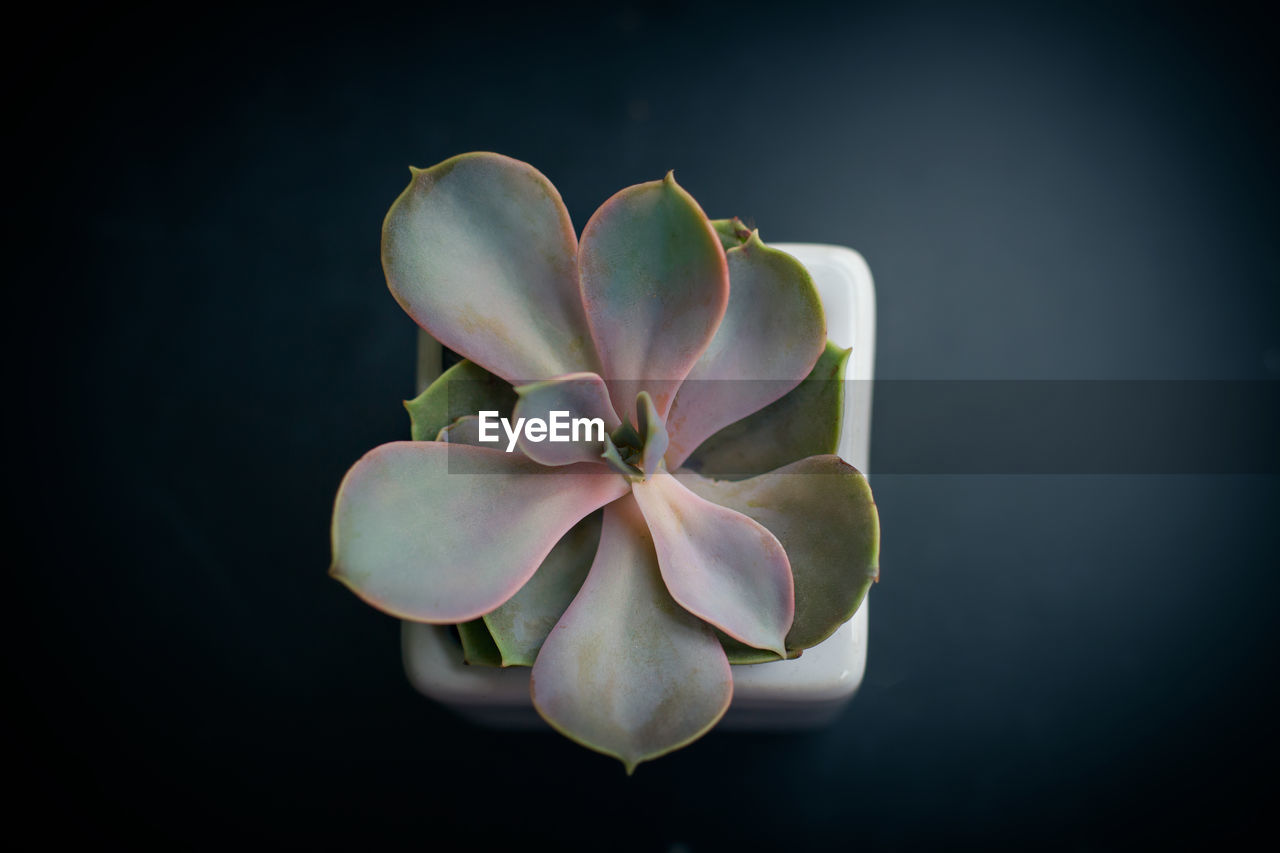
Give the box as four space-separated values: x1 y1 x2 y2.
531 495 732 771
384 152 599 384
635 391 669 479
578 171 728 421
405 358 516 443
601 433 643 479
664 234 826 468
710 217 753 250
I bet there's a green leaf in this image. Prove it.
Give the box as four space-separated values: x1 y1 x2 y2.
676 455 879 654
578 171 728 420
717 629 802 664
383 152 599 382
709 217 751 251
435 415 484 445
330 442 628 622
682 341 850 480
665 232 826 468
635 391 669 478
483 512 603 666
600 434 642 479
457 619 503 666
531 495 732 774
513 372 620 466
631 471 793 658
405 358 517 442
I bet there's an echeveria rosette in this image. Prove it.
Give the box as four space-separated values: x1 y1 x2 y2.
330 151 880 771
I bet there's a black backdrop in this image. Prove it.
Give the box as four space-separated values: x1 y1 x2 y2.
12 1 1279 848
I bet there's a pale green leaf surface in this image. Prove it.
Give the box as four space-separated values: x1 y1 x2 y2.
435 415 485 446
330 442 628 622
513 373 621 466
578 173 728 421
709 217 751 251
631 471 793 657
531 495 732 773
406 358 516 443
666 233 826 467
683 342 850 480
383 152 598 383
483 512 603 667
635 391 669 478
457 619 503 666
676 455 879 652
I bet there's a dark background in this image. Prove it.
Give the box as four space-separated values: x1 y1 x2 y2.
12 0 1278 847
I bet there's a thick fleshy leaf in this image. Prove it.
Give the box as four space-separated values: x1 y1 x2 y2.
457 619 503 666
383 152 598 383
630 471 793 657
683 342 850 480
709 217 751 251
578 172 728 421
717 631 798 664
435 415 485 446
330 442 628 622
611 420 642 451
676 455 879 652
513 373 620 466
665 233 826 468
531 495 732 773
635 391 668 478
483 512 603 666
600 434 642 479
405 358 517 443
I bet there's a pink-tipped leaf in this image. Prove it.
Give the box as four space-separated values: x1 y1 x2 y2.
630 470 794 657
330 442 627 623
383 153 599 383
578 172 728 421
665 232 826 467
483 512 602 666
513 373 621 466
531 494 732 773
675 455 880 652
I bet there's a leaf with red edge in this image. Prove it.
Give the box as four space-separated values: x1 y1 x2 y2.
665 233 826 468
631 471 794 657
578 172 728 421
675 455 879 653
383 152 599 383
330 442 627 623
531 495 732 773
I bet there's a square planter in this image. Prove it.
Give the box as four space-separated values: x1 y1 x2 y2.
402 243 876 729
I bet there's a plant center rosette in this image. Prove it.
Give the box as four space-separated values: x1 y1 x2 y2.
330 152 880 772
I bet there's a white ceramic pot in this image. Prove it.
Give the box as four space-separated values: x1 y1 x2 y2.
402 243 876 730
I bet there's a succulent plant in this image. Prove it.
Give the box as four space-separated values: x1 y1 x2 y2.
331 152 880 772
